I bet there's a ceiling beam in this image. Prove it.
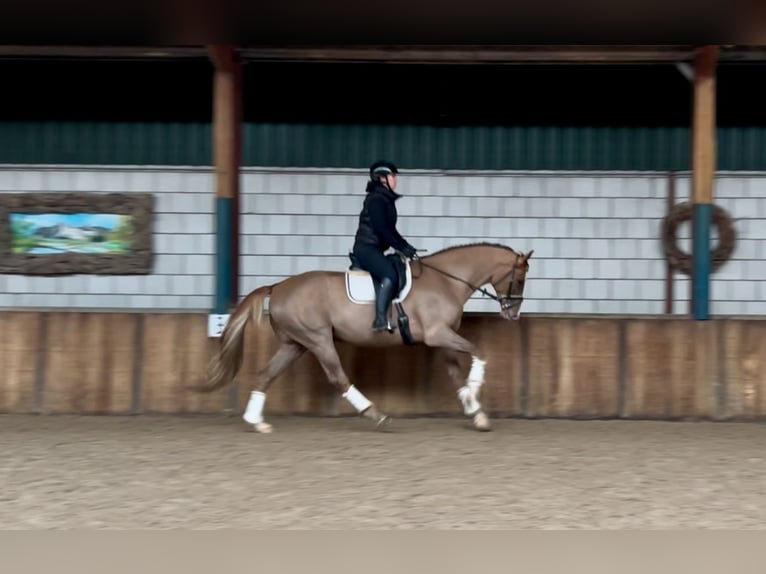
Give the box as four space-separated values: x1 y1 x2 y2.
239 45 766 65
1 44 766 64
0 45 207 60
207 45 240 71
239 45 708 64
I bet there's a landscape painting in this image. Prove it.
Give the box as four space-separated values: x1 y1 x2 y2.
0 191 154 275
10 213 133 254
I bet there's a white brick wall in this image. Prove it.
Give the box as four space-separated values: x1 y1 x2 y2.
0 166 215 310
237 169 766 316
1 165 764 316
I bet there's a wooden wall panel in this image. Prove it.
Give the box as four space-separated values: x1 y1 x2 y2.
42 313 136 414
392 316 525 418
341 343 429 416
721 319 766 419
0 312 41 413
459 315 524 416
420 347 464 415
288 349 338 416
624 319 718 419
140 314 226 413
3 311 766 421
527 317 621 417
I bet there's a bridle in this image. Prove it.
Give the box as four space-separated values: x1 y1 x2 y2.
410 254 525 312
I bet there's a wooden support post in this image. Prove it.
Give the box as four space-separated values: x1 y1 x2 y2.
691 45 717 321
208 45 242 315
232 54 243 306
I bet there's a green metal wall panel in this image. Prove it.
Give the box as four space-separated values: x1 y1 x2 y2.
240 124 700 171
244 124 763 171
0 122 212 166
2 121 766 171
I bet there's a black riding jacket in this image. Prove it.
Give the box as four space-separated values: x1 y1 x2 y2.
353 181 415 255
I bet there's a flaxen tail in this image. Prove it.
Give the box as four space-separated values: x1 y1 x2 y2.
194 285 273 393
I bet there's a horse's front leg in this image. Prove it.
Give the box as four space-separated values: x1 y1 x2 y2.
427 329 490 432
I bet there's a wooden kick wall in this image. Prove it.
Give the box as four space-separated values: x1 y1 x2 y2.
1 311 765 420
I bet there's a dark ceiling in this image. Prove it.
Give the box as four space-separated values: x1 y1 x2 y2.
2 56 766 126
1 1 763 126
1 0 763 45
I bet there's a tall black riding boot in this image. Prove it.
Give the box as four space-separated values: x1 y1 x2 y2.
372 277 395 332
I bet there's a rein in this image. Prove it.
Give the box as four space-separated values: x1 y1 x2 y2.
408 253 523 307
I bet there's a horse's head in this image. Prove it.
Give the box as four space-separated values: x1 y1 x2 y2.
492 249 533 321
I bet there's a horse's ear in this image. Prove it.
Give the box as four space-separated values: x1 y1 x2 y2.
517 250 534 266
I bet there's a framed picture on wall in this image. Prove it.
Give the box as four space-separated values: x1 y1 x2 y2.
0 192 154 275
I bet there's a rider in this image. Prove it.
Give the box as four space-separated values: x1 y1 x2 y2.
352 160 419 332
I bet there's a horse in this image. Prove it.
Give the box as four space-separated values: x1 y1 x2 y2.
196 242 533 433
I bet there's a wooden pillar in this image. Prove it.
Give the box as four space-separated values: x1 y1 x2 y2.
208 45 242 315
231 52 243 305
691 45 718 320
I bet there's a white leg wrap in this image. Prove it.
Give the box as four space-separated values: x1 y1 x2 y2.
343 385 373 413
468 380 482 401
467 356 486 387
458 385 481 416
243 391 266 424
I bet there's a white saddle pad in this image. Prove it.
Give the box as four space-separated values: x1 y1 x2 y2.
345 260 413 305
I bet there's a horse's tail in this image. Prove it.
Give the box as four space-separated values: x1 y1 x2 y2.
195 284 273 394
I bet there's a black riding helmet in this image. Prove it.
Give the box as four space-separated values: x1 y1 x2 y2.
369 160 398 180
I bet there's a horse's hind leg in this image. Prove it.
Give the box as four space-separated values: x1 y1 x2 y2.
309 337 390 431
243 340 305 433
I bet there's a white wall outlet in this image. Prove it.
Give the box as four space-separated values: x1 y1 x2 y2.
207 313 230 338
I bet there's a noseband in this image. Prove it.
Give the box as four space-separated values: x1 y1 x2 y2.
495 267 524 311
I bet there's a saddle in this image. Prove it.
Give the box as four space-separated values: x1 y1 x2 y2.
344 252 416 345
345 251 412 305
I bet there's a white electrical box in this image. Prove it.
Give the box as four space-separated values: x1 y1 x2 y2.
207 314 230 338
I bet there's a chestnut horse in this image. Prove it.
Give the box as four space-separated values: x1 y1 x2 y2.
197 242 533 432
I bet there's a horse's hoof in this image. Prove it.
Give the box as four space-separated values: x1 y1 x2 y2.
253 422 273 434
473 412 491 432
375 415 392 431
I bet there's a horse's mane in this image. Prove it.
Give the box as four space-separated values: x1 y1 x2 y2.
426 242 519 257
